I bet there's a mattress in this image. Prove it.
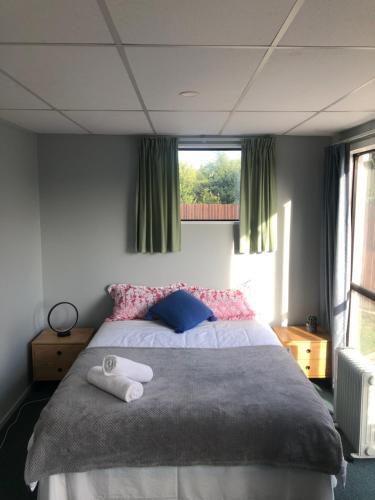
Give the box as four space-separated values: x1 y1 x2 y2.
36 319 336 500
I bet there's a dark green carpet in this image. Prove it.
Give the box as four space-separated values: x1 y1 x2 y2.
0 381 374 500
0 383 57 500
335 460 375 500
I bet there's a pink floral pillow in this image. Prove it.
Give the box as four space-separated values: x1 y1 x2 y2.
107 282 186 321
186 286 255 321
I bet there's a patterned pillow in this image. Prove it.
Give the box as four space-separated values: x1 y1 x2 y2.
107 282 187 321
186 286 255 321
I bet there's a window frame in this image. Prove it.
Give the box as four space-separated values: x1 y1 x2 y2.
348 148 375 348
178 147 242 222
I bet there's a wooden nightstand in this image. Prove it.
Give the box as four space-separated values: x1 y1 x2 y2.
32 328 95 381
273 325 331 379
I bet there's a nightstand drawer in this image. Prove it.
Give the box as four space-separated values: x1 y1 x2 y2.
33 345 84 381
33 363 71 381
297 358 332 378
287 342 329 361
32 328 94 381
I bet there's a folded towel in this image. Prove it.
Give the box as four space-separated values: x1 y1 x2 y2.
87 366 143 403
102 355 153 382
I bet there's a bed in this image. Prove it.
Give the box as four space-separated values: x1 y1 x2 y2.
26 319 344 500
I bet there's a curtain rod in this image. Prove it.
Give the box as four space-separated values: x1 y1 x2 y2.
332 120 375 145
178 136 242 142
332 129 375 145
177 135 273 145
178 140 242 145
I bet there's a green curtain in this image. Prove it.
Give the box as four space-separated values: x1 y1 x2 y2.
239 137 277 253
320 143 350 383
136 137 181 253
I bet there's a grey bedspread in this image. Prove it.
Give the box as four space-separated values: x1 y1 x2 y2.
25 345 343 484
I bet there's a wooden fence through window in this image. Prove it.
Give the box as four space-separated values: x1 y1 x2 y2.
180 203 239 221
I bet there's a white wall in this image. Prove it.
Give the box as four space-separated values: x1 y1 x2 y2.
0 120 43 424
38 134 330 328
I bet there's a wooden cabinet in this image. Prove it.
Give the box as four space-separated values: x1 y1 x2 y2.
32 328 94 381
273 326 331 379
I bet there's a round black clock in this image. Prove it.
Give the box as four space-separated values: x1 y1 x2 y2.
47 301 79 337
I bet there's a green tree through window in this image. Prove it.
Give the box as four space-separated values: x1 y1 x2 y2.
179 151 241 221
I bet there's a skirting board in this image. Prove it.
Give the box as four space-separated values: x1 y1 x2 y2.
0 384 32 430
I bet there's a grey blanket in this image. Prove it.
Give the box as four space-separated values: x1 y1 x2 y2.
25 346 343 484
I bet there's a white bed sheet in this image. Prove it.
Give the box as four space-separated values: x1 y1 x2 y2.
37 320 336 500
88 319 282 349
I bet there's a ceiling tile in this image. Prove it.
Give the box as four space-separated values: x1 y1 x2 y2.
0 46 141 110
0 0 112 43
289 112 375 136
0 110 85 133
107 0 295 45
127 47 266 111
329 80 375 111
0 71 49 109
239 48 375 111
223 112 315 135
150 112 229 135
281 0 375 47
64 111 152 134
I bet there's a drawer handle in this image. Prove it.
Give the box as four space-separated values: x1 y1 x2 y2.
305 365 310 370
57 351 62 356
57 368 63 373
306 349 311 354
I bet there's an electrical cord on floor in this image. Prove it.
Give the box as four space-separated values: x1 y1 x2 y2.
0 397 50 451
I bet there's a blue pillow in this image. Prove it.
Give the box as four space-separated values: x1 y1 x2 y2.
145 290 216 333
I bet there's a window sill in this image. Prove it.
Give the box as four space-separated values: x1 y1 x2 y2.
182 220 239 225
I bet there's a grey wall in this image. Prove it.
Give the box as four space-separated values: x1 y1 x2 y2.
0 121 43 424
38 134 330 328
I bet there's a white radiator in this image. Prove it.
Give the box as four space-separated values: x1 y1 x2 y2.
335 348 375 458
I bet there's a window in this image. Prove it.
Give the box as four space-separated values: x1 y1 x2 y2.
178 149 241 221
349 149 375 361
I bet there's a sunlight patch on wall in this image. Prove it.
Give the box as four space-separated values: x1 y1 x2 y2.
230 251 276 324
281 200 292 327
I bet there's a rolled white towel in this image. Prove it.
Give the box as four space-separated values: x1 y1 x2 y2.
87 366 143 403
102 355 153 383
